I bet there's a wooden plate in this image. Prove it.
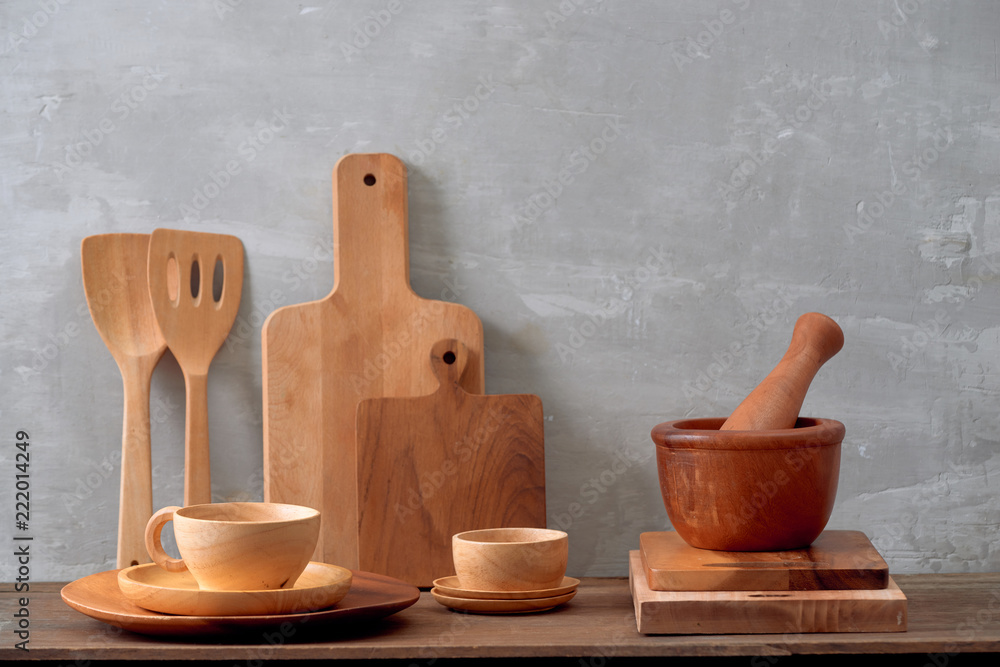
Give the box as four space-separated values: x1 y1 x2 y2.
117 562 352 616
430 588 576 614
62 568 418 637
431 576 579 600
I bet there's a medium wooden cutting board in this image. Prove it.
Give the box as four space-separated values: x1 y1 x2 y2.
262 154 485 568
640 531 889 591
356 339 546 587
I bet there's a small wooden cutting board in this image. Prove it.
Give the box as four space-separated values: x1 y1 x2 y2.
640 530 889 591
355 339 546 587
629 551 907 634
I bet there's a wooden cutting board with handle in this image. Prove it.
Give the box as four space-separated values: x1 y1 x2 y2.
262 153 485 568
356 339 546 587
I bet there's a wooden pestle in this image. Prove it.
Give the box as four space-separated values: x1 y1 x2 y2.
721 312 843 431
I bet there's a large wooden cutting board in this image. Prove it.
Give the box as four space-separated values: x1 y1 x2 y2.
356 339 546 587
262 154 485 568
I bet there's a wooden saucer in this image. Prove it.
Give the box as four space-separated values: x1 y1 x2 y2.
118 561 352 616
430 588 576 614
62 568 419 637
431 576 579 600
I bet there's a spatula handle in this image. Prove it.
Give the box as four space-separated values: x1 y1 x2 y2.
118 362 156 568
720 313 843 431
184 372 211 506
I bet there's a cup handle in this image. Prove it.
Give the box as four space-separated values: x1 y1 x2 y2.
144 506 187 573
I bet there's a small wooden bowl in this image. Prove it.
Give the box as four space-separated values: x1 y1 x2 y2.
650 417 844 551
452 528 568 591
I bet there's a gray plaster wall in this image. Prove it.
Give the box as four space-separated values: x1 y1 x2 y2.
1 0 998 582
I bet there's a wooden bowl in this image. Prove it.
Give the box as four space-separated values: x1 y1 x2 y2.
452 528 568 591
650 417 844 551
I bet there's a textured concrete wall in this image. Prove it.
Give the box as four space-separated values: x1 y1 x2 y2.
1 0 998 581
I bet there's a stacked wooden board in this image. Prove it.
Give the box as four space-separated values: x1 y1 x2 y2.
630 531 908 634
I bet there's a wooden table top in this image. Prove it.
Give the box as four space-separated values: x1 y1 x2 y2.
3 573 999 661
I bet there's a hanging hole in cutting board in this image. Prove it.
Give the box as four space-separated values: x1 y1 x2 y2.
190 256 201 303
443 351 456 364
363 173 376 186
212 256 224 304
166 255 179 305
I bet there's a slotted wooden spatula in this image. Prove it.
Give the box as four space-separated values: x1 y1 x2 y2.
147 229 244 506
355 338 546 587
263 153 485 568
81 233 167 568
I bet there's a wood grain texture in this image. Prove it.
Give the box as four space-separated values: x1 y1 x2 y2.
117 561 352 616
356 339 545 587
722 313 844 431
629 551 907 635
147 228 244 506
262 154 485 569
143 502 320 591
651 417 843 551
59 568 418 638
429 588 576 614
431 575 579 599
452 526 566 591
10 574 998 659
81 233 167 570
640 531 889 591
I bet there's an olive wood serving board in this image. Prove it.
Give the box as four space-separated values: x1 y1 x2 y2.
640 530 888 591
262 154 485 568
629 551 907 635
355 339 545 588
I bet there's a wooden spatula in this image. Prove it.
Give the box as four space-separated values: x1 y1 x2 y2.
81 234 167 568
262 153 485 568
355 338 546 587
146 229 244 506
721 312 843 431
